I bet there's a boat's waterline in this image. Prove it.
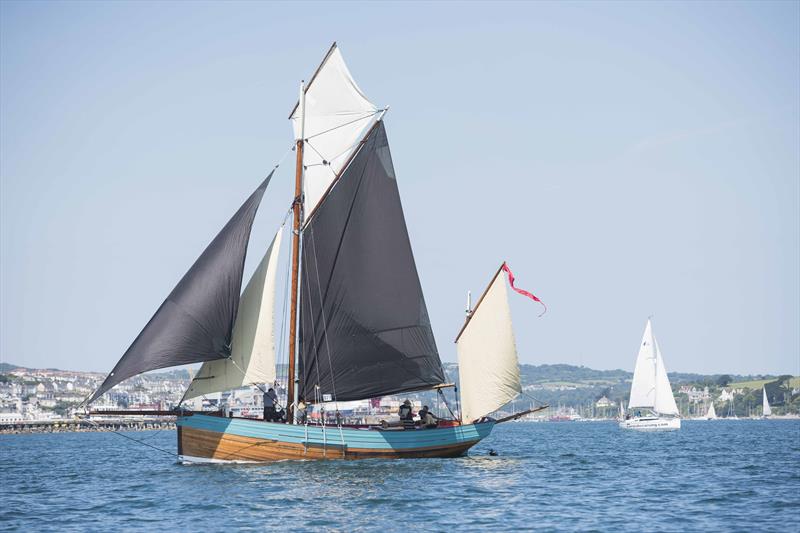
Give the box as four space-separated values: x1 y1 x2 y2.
177 414 495 462
619 417 681 431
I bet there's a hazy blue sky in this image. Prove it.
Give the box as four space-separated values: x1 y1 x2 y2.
1 1 798 376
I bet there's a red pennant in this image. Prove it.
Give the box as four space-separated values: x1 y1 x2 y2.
502 263 546 317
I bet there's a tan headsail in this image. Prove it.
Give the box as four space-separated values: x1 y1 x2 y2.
456 264 522 423
183 227 283 401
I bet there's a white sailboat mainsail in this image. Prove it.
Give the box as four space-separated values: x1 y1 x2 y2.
762 386 772 416
457 267 522 423
706 401 717 419
290 43 379 216
628 319 657 410
183 228 283 401
627 319 678 415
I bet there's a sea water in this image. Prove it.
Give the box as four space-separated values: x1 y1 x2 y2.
1 420 798 531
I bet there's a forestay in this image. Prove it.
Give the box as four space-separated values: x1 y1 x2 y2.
299 122 444 402
456 266 522 423
182 227 283 401
86 174 273 404
290 44 379 216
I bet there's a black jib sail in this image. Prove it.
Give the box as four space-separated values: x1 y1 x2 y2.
86 174 273 404
299 122 445 402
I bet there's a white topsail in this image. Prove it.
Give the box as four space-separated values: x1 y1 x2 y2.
290 44 379 216
763 386 772 416
627 319 679 415
183 228 283 401
457 267 522 423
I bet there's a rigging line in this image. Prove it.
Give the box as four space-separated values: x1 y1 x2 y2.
276 232 292 397
309 225 340 415
305 126 376 182
79 417 177 459
273 142 297 170
227 357 268 396
438 389 457 420
302 246 324 408
303 110 381 141
520 390 546 407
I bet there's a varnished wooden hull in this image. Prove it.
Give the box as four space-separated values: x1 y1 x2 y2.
177 414 494 463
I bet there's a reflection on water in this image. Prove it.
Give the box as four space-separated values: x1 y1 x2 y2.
1 420 799 531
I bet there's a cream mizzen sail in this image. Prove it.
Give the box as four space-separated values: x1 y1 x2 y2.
762 387 772 416
183 228 283 401
457 268 522 423
290 44 379 215
628 319 678 415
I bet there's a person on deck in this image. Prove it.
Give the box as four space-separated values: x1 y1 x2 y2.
264 388 278 422
399 399 415 429
418 405 438 428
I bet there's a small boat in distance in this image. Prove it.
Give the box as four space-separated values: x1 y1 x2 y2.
706 401 717 420
762 386 772 418
620 318 681 431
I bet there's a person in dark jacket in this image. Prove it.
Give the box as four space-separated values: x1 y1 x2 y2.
264 388 278 421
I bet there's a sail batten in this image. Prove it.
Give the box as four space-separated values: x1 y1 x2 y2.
457 266 522 423
86 174 273 404
182 227 283 401
299 122 444 402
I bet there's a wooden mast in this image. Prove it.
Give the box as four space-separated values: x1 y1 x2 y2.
287 81 306 424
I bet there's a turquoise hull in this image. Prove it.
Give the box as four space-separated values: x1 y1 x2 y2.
177 414 494 462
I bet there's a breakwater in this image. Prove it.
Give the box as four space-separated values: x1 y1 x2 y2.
0 417 176 435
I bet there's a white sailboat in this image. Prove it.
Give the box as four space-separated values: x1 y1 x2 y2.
619 318 681 431
706 401 717 420
762 386 772 418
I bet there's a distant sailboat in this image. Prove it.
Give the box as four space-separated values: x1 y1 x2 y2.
706 402 717 420
762 386 772 418
619 318 681 431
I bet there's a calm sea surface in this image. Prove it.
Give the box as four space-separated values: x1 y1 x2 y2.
1 420 798 532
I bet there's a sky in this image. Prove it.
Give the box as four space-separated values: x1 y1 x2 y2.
1 1 798 376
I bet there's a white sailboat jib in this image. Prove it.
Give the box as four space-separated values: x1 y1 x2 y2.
457 267 522 423
183 228 284 401
653 337 679 415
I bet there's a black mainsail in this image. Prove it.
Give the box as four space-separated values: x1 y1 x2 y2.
299 122 445 402
87 174 273 404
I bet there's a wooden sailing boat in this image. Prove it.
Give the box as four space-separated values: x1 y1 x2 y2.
83 44 542 462
619 318 681 431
